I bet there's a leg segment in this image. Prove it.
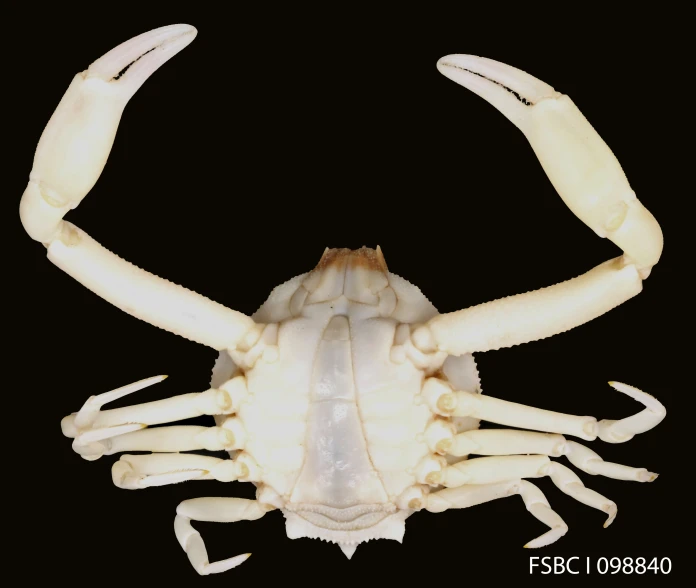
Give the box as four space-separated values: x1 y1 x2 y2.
72 425 240 457
112 453 249 489
433 456 617 526
409 55 662 355
416 259 644 355
20 25 257 350
61 374 261 489
422 379 664 536
174 498 270 575
425 480 568 548
428 379 665 442
447 429 655 481
60 375 247 460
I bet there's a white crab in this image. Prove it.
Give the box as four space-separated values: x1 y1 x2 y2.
20 25 666 575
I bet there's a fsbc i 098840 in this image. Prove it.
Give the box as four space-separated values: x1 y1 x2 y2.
530 556 672 575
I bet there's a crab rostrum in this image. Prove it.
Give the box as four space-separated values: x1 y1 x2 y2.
20 25 666 575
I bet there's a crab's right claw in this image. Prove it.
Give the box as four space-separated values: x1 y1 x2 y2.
436 55 662 274
20 24 197 243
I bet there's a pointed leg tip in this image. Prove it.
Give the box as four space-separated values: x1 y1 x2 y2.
607 380 634 395
603 504 618 527
606 381 666 417
607 381 637 396
205 552 252 574
524 526 566 549
77 421 145 443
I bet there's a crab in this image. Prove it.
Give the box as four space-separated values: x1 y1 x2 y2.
20 24 667 575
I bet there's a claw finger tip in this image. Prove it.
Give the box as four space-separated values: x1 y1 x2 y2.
436 56 464 73
436 55 457 69
182 27 197 43
160 23 197 38
172 24 198 43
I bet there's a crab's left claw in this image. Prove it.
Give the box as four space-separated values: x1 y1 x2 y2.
20 25 259 351
408 56 663 357
436 55 662 274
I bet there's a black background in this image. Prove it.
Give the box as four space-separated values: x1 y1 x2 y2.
10 6 685 585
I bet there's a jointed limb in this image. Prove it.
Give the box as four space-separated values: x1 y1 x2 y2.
426 379 665 442
72 425 240 457
447 429 655 481
431 456 616 527
422 379 665 533
47 230 257 350
409 55 662 355
20 25 258 350
61 375 222 432
425 480 568 548
175 498 271 575
60 374 260 489
431 456 617 525
416 259 643 355
447 428 566 457
112 453 249 489
61 374 248 459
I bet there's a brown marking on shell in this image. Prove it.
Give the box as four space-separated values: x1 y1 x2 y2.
314 246 388 272
430 368 447 381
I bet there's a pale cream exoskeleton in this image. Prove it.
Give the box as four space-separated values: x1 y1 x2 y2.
20 24 666 575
